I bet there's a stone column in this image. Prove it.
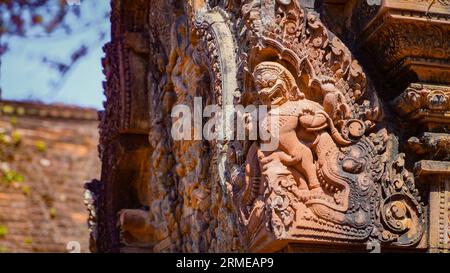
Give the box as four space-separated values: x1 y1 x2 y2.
393 84 450 253
415 161 450 253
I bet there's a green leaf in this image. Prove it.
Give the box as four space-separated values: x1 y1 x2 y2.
0 225 8 237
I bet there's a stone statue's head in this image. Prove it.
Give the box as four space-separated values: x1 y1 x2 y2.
253 61 302 105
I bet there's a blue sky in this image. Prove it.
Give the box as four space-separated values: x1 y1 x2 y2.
1 1 110 110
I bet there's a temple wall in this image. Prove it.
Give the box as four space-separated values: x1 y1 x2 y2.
92 0 450 253
0 100 100 253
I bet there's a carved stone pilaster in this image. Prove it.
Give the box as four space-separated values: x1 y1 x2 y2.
90 0 155 253
393 82 450 253
415 161 450 252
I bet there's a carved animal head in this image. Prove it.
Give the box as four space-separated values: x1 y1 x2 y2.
252 61 302 105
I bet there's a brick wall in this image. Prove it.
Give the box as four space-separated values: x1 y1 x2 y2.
0 100 100 253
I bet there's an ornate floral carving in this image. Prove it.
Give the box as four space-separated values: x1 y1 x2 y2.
353 2 450 92
377 152 425 246
239 0 380 131
227 0 424 252
95 0 432 253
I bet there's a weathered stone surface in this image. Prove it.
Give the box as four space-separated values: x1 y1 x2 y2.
415 160 450 252
355 0 450 89
93 0 450 253
0 100 100 253
393 83 450 130
408 132 450 161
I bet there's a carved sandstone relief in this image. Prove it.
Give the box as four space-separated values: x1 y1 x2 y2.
393 83 450 129
393 81 450 252
351 0 450 97
224 0 425 252
116 3 244 253
94 0 433 253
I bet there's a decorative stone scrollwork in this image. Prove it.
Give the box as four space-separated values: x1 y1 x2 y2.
193 7 239 188
225 0 424 252
96 0 431 253
378 151 425 246
393 83 450 127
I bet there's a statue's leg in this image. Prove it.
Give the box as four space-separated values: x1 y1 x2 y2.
289 144 320 190
299 148 320 190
